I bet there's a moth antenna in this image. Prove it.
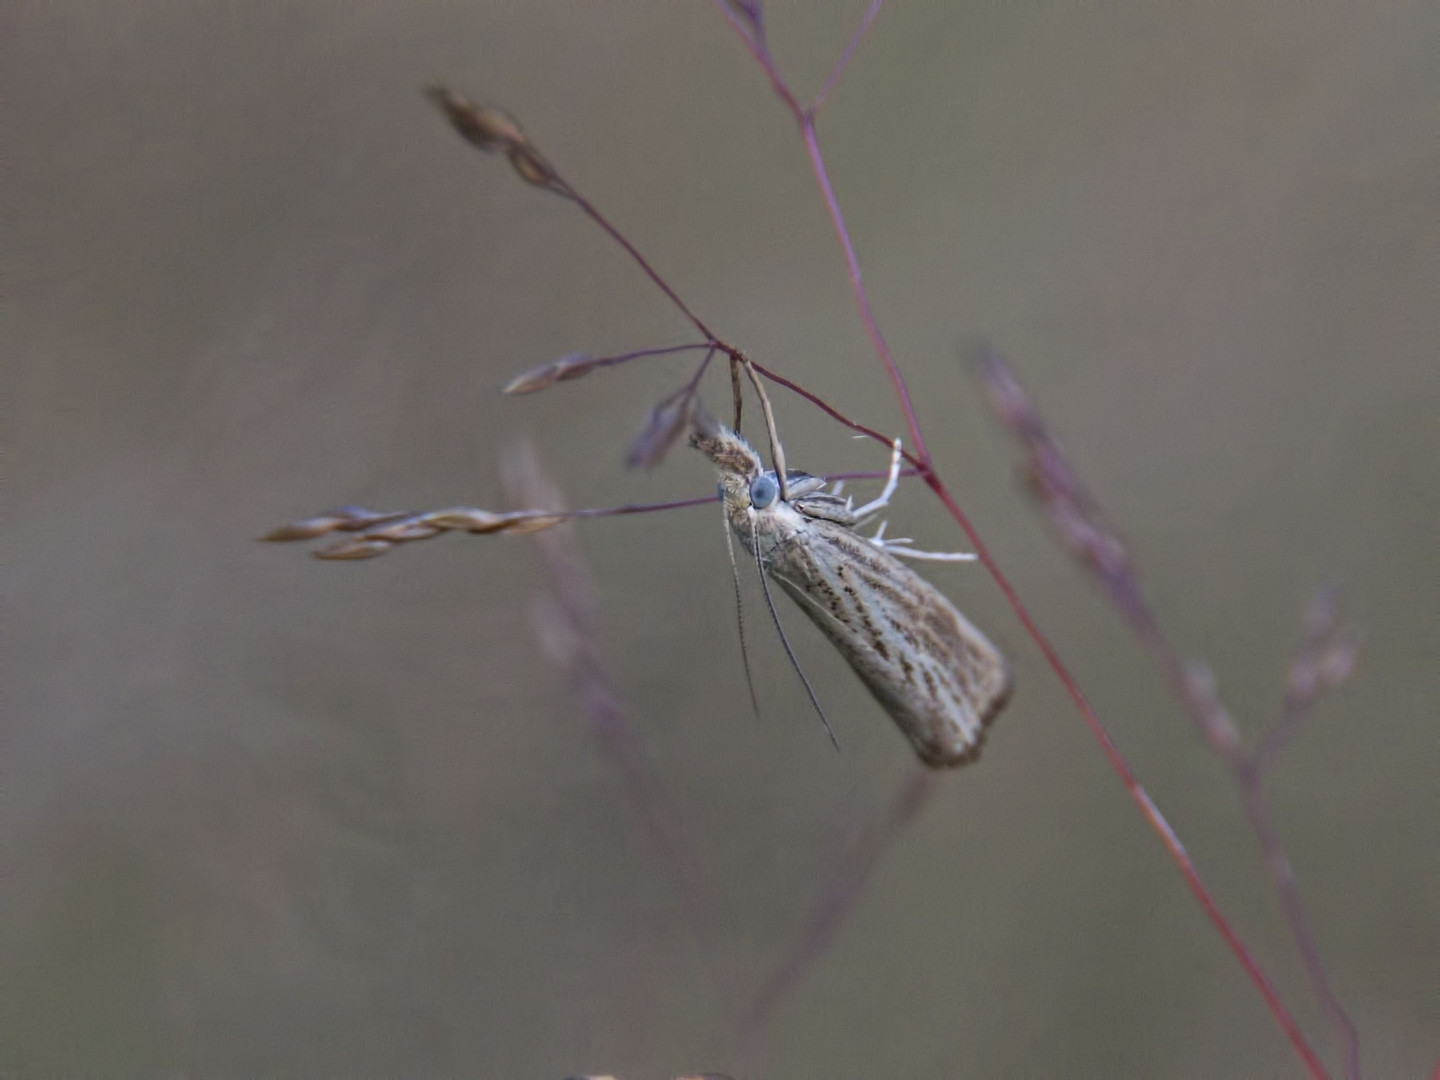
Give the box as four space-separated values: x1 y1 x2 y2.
740 358 790 500
722 507 762 719
750 516 840 751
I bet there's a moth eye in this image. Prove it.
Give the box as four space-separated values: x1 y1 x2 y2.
749 474 779 509
716 481 725 500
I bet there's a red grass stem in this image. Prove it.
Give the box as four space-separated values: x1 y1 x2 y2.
719 7 1332 1076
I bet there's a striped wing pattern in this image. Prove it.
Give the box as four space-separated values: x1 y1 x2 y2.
762 513 1011 767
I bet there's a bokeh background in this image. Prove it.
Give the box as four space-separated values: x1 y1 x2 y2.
8 3 1438 1076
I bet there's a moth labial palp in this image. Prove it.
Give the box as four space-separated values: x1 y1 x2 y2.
690 421 1012 768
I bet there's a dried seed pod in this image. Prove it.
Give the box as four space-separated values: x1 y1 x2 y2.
1317 637 1360 689
722 0 765 41
1182 662 1242 759
625 392 696 470
975 345 1040 435
494 512 566 536
314 537 393 560
423 83 525 151
507 143 557 188
263 506 408 539
423 508 511 533
259 515 351 542
502 352 596 395
360 515 445 542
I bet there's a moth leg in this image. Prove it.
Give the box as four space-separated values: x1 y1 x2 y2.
866 519 919 550
850 438 903 520
878 538 978 562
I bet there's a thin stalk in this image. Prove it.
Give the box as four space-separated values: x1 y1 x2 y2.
554 179 721 343
797 118 927 464
809 0 886 115
923 477 1331 1080
719 7 1332 1076
749 361 922 468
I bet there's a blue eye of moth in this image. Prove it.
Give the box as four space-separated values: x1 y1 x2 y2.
749 474 779 509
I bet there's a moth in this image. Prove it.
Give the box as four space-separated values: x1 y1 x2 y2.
692 415 1011 768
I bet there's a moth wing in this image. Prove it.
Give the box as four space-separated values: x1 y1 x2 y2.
770 521 1010 767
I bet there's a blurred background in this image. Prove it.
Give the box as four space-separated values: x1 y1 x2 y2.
7 2 1437 1076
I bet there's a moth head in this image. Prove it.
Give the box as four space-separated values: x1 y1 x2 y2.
690 414 763 496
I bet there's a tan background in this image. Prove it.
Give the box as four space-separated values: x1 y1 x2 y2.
7 2 1438 1076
